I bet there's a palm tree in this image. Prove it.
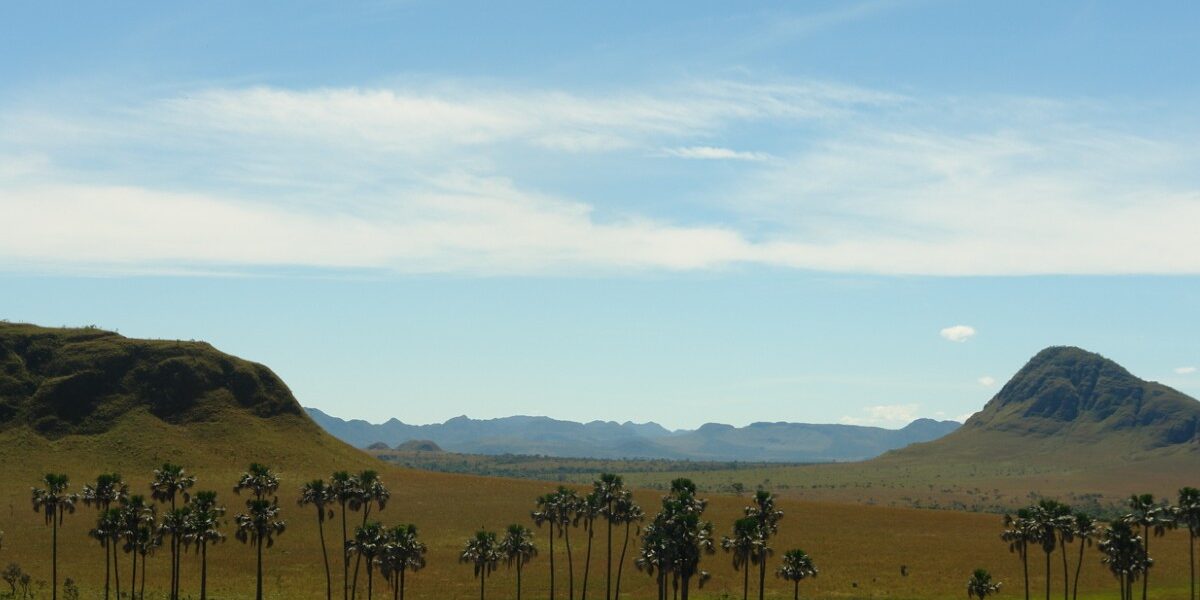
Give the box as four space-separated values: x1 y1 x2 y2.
90 508 124 600
775 549 816 600
150 463 195 600
31 473 77 600
331 471 357 600
722 517 761 600
533 487 578 600
1122 494 1173 600
1100 520 1150 600
347 522 385 600
1070 512 1097 600
592 474 624 600
500 524 538 600
300 479 337 600
745 490 782 600
967 568 1002 599
234 463 281 501
83 473 128 600
119 495 156 600
350 470 390 600
577 492 601 600
461 530 500 600
1179 487 1200 600
235 497 286 600
130 521 162 600
634 521 667 600
611 490 644 600
1002 508 1040 600
1032 499 1071 600
184 491 225 600
378 524 426 600
657 478 714 600
159 507 192 599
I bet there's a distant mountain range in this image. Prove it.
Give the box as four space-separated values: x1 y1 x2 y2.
305 408 961 462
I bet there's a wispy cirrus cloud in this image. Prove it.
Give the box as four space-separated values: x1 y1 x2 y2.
663 146 772 161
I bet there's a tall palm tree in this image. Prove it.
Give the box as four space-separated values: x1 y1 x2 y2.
1070 512 1097 600
500 524 538 600
130 521 162 600
159 507 192 600
577 492 601 600
533 492 563 600
235 497 286 600
83 473 128 600
1178 487 1200 600
967 568 1002 599
347 522 385 600
1100 520 1150 600
634 521 667 600
461 530 500 600
184 491 225 600
611 490 643 600
657 478 714 600
592 474 624 600
775 549 816 600
1002 508 1040 600
300 479 337 600
744 490 782 600
722 517 761 600
119 495 156 600
1033 499 1071 600
534 487 579 600
31 473 77 600
150 463 195 600
1122 494 1173 600
330 471 357 600
350 470 390 600
378 524 426 600
90 508 125 600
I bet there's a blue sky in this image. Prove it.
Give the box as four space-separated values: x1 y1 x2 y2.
2 1 1199 428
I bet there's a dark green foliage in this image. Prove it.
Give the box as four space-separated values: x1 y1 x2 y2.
0 323 304 439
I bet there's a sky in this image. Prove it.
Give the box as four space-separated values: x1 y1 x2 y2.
2 1 1199 429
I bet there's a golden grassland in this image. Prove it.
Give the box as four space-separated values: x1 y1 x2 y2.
1 413 1195 599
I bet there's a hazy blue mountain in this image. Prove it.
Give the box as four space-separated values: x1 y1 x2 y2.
306 407 959 462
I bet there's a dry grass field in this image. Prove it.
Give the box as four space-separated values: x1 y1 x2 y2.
0 413 1194 600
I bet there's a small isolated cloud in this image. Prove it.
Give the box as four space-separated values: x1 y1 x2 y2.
1176 366 1197 375
841 403 920 427
940 325 976 342
978 375 997 387
664 146 772 161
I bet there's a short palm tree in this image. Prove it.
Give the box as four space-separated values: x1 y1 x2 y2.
184 491 225 600
350 470 390 600
500 524 537 600
461 530 501 600
1100 520 1150 600
347 522 385 600
31 473 77 600
330 471 357 600
235 498 286 600
300 479 337 600
722 517 762 600
119 494 156 600
776 549 817 600
83 473 128 600
151 463 196 600
968 568 1002 599
611 490 644 600
745 490 783 600
234 463 281 501
1122 494 1173 600
1002 508 1040 600
1178 487 1200 600
378 524 426 600
1070 512 1098 600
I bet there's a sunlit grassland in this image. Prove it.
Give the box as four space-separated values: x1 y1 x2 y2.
1 414 1193 599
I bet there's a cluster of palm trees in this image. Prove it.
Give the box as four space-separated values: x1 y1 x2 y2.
1000 488 1200 600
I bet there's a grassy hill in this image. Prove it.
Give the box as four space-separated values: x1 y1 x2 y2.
0 326 1195 598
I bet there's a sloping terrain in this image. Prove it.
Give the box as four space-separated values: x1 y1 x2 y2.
308 407 960 461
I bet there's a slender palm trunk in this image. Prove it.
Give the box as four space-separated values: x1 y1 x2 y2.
758 549 766 600
367 565 373 600
201 541 209 600
680 573 690 600
1060 536 1069 600
105 538 112 600
1045 549 1051 600
614 522 630 599
1022 546 1030 600
742 558 749 600
1072 539 1086 600
113 541 121 600
52 514 59 600
1190 532 1196 600
565 525 575 600
582 524 594 600
341 502 349 600
318 513 332 600
479 570 486 600
400 568 406 600
605 517 613 600
141 550 147 600
256 536 265 600
131 546 138 600
793 580 799 600
352 509 371 600
517 559 523 600
549 523 557 600
1142 526 1150 600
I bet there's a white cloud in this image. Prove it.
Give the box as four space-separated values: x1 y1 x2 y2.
978 375 997 387
1176 366 1197 375
663 146 772 161
940 325 977 343
840 403 920 427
